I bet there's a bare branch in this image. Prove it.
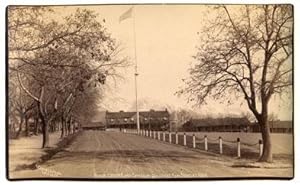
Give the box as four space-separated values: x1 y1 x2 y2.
17 71 39 102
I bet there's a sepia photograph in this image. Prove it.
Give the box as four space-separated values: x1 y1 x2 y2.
6 4 293 180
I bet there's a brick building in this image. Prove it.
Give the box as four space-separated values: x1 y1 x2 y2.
105 109 170 131
182 117 251 132
251 120 292 133
182 117 293 133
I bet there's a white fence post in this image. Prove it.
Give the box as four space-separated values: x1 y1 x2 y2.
183 133 187 146
259 139 263 157
204 135 208 151
169 132 172 143
237 138 241 158
154 131 156 139
158 131 160 140
219 137 223 154
163 132 166 142
175 132 178 144
193 134 196 148
146 130 149 137
150 130 152 138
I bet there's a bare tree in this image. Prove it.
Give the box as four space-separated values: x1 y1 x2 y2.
8 71 36 138
8 7 129 148
170 109 193 131
178 5 292 162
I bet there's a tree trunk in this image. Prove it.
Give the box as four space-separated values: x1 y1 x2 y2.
70 117 73 134
38 101 50 148
61 115 65 138
34 117 39 135
56 121 59 131
25 115 29 136
16 116 24 138
67 121 70 135
49 121 54 133
41 116 49 148
258 117 273 162
73 122 76 133
12 121 16 132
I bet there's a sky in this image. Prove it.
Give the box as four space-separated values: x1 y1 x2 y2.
53 5 292 120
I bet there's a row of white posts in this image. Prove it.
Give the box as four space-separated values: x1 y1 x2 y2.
204 136 263 158
129 130 263 158
136 130 193 148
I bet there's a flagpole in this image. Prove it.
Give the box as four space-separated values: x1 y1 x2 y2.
132 6 140 133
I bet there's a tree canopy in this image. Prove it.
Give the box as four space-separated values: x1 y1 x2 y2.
178 5 293 162
8 6 129 147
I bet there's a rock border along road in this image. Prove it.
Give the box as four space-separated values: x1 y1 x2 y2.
11 130 293 179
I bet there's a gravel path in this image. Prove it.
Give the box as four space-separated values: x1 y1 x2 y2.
10 130 293 179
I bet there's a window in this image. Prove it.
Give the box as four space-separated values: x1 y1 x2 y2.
124 118 128 122
110 119 114 122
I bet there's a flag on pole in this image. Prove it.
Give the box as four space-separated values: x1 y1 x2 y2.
119 7 133 22
119 6 140 132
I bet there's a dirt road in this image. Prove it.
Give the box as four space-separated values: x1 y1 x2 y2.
10 130 293 179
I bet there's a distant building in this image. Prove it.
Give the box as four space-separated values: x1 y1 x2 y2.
182 117 251 132
82 121 106 130
251 120 293 133
105 109 170 131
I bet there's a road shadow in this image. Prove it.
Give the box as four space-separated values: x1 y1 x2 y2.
48 149 213 166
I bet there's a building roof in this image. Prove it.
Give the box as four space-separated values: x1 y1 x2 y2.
105 109 169 119
250 120 293 129
185 117 251 127
270 120 293 129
